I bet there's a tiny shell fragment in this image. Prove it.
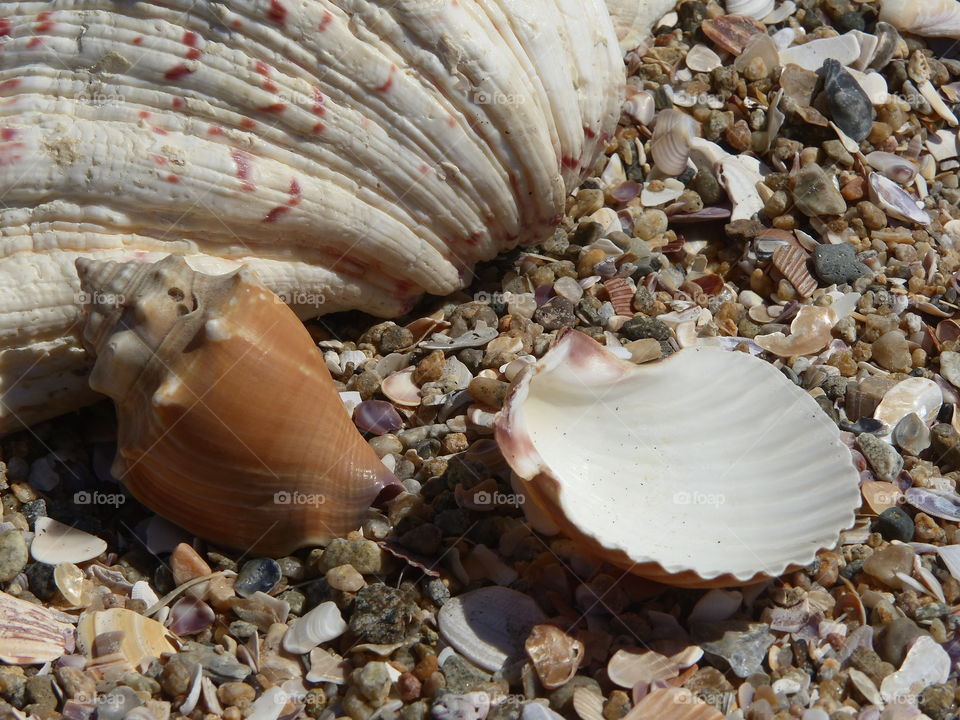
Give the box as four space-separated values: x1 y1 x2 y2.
701 14 766 55
772 246 816 298
524 624 584 689
608 647 680 688
625 687 724 720
755 306 838 356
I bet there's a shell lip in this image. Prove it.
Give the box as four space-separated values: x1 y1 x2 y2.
496 332 861 584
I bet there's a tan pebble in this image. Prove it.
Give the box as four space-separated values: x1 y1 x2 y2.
799 147 819 166
413 350 445 385
206 574 237 610
603 689 632 720
441 432 469 454
815 550 840 588
422 671 445 697
863 544 914 588
413 655 438 682
724 120 752 151
577 248 607 277
467 377 510 408
396 672 421 702
634 210 668 241
911 348 926 368
772 214 798 230
217 682 255 709
872 331 912 373
869 122 893 145
326 564 366 593
624 338 661 364
170 543 211 598
913 512 946 542
858 201 887 230
222 708 242 720
571 189 604 219
841 176 865 201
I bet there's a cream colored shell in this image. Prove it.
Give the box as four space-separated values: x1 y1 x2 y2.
0 0 629 432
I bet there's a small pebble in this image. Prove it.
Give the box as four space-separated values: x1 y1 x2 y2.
877 507 914 542
811 244 870 285
326 564 366 592
234 558 282 598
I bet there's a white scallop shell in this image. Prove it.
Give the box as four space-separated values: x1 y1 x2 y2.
727 0 776 20
651 110 701 176
437 586 547 672
0 0 625 433
879 0 960 38
495 330 860 587
604 0 678 51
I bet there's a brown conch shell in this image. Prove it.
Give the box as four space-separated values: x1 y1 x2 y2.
76 255 400 555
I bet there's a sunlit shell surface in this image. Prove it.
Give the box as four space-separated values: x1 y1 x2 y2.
0 0 626 433
0 590 75 664
495 330 860 587
604 0 677 51
76 255 400 555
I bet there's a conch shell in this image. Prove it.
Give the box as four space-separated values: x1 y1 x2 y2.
76 255 400 555
495 330 860 587
0 0 628 433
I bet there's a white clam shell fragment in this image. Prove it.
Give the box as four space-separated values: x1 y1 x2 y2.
727 0 776 20
0 0 625 433
31 517 107 565
879 0 960 38
869 173 931 225
873 377 943 430
651 110 701 176
282 601 348 655
495 330 860 587
686 45 723 73
437 586 547 672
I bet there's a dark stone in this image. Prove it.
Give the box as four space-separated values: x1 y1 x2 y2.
679 2 708 36
234 558 282 598
621 315 670 342
24 562 56 601
533 296 576 331
821 59 876 142
812 243 871 285
877 507 914 542
20 500 46 528
349 583 416 644
835 10 866 32
724 219 765 243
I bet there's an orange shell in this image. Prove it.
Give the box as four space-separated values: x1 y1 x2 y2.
76 256 399 555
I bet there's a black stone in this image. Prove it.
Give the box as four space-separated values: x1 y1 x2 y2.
877 507 915 542
821 59 876 142
234 558 282 598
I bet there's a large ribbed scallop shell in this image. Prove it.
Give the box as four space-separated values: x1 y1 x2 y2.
0 0 624 432
495 330 860 588
76 255 400 555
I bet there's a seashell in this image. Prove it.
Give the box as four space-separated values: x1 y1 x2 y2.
437 586 547 672
905 487 960 522
918 80 960 126
0 0 626 434
821 60 876 143
779 33 861 71
627 688 724 720
607 647 680 688
604 0 677 50
77 608 175 669
701 14 767 55
75 256 400 555
306 647 350 684
0 590 75 664
763 1 796 24
874 377 942 429
354 400 404 435
54 563 92 608
31 518 106 565
689 589 743 623
869 22 902 71
937 545 960 582
865 152 919 184
892 413 931 456
860 481 904 514
524 624 584 689
433 693 491 720
496 330 859 586
572 688 605 720
641 178 686 206
624 88 656 126
879 0 960 38
772 246 816 299
168 596 215 636
850 30 880 71
868 173 931 226
717 155 766 222
686 45 723 73
651 111 701 176
282 601 348 655
726 0 775 20
879 636 950 703
734 33 781 76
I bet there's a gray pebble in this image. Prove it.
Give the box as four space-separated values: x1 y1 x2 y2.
857 432 903 481
812 243 870 285
0 529 27 582
533 296 576 331
234 558 281 598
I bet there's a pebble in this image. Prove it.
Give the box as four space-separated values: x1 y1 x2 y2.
857 433 903 482
170 543 211 588
355 662 392 706
862 544 915 588
319 538 383 574
892 413 930 455
700 625 775 678
431 692 490 720
848 647 895 685
165 641 251 685
533 297 576 331
0 528 27 582
0 670 25 707
621 315 670 341
217 682 256 709
326 564 365 592
811 243 870 285
876 617 929 666
872 331 912 373
791 163 847 216
939 350 960 388
97 687 143 720
467 377 511 408
234 558 281 598
441 656 492 694
349 583 416 643
877 507 914 542
822 59 875 142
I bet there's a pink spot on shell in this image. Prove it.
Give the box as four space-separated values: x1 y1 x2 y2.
231 149 256 193
258 102 285 113
583 124 596 139
0 79 19 92
255 61 270 76
138 110 151 119
171 97 184 108
289 178 301 196
183 31 198 46
561 155 579 169
446 116 457 128
376 66 395 93
312 122 325 133
186 48 201 60
1 128 16 141
419 164 429 174
151 154 167 165
231 18 243 29
208 125 223 136
312 88 326 116
267 0 287 24
166 174 180 183
164 64 194 81
465 232 482 247
27 37 42 49
152 127 168 136
319 10 333 30
132 36 144 45
263 79 278 93
240 118 256 130
262 205 289 223
0 19 11 36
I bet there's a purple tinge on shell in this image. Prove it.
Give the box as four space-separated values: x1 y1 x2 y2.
353 400 403 435
904 487 960 522
168 596 215 636
62 700 96 720
535 284 555 306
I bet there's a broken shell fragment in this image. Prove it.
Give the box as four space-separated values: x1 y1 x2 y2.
525 625 584 689
686 44 722 73
607 648 680 688
77 608 175 668
496 330 859 586
438 586 547 672
76 256 401 555
282 601 348 655
0 590 75 664
726 0 775 21
755 306 838 357
866 152 919 184
869 173 931 225
31 518 107 565
651 111 701 176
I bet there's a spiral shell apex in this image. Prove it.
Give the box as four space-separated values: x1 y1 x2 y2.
77 255 401 555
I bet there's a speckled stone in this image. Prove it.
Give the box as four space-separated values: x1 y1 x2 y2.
857 433 903 482
621 315 670 341
349 583 416 643
319 539 384 575
872 331 912 373
812 244 870 285
0 529 27 582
